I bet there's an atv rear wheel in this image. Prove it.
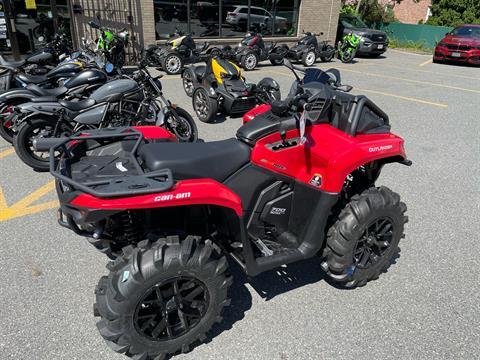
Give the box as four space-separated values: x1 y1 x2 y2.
162 53 184 75
94 236 232 360
241 52 258 71
321 186 407 288
182 68 196 97
301 50 316 66
193 87 218 123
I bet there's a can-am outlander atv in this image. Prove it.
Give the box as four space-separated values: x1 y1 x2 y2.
41 60 410 360
181 55 280 123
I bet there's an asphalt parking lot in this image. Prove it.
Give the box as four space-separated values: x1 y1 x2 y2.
0 50 479 359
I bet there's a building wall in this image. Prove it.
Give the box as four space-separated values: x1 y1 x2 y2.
71 0 342 56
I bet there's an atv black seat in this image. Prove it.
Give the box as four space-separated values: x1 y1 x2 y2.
139 139 251 182
59 99 96 111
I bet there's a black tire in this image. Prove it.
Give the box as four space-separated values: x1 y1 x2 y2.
94 236 232 360
320 46 335 62
181 68 196 97
165 106 198 142
321 186 407 288
0 104 15 144
192 87 218 123
13 117 68 172
241 51 258 71
162 53 184 75
301 50 316 66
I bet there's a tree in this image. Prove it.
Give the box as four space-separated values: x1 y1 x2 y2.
427 0 480 27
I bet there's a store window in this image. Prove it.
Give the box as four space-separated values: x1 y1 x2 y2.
154 0 300 40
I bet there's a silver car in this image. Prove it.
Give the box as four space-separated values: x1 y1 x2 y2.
226 6 288 32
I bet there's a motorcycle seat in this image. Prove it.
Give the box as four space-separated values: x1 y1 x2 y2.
16 73 49 84
26 84 68 97
0 55 25 68
139 139 251 182
58 99 96 111
31 96 58 103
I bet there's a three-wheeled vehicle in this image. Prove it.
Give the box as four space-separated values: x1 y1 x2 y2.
287 31 335 66
181 55 280 122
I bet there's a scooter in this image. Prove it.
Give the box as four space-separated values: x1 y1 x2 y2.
287 31 335 66
39 59 410 360
182 55 280 123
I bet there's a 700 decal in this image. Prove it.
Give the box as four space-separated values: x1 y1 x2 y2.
154 192 191 202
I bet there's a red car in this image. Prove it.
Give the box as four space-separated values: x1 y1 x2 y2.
434 24 480 65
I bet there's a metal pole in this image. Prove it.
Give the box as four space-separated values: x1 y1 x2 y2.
50 0 59 33
2 0 21 60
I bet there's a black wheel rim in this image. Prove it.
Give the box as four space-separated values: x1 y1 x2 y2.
183 73 194 96
353 217 394 269
25 124 55 161
194 90 209 120
170 115 193 142
134 276 209 342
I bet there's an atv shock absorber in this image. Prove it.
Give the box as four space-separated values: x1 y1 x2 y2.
118 211 143 245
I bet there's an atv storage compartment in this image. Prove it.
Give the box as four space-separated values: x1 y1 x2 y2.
49 128 174 198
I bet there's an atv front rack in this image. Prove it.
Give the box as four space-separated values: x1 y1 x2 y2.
49 127 174 198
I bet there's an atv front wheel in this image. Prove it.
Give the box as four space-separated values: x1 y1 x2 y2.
162 53 184 75
321 186 407 288
241 52 258 71
302 50 316 66
94 236 232 360
193 87 218 123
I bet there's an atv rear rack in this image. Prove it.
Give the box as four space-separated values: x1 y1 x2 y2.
49 127 174 198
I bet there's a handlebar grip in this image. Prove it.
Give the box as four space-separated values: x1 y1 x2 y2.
33 137 69 152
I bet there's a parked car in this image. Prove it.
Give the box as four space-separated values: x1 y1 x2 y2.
434 25 480 66
337 14 388 57
226 6 288 32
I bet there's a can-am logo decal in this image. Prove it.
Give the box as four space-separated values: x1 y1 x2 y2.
154 192 191 202
368 145 393 153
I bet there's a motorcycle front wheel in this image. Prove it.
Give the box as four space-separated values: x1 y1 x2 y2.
165 106 198 142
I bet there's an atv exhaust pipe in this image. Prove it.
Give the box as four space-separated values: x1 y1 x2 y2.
32 137 69 152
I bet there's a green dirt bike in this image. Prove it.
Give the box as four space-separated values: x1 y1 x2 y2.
337 32 360 63
88 21 129 72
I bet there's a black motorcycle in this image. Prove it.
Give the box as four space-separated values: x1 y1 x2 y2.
12 65 197 171
287 31 335 66
0 33 72 77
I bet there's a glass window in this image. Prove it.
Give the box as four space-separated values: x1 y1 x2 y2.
191 0 220 38
154 0 188 40
154 0 300 40
223 0 249 38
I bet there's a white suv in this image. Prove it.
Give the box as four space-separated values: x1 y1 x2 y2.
226 6 288 32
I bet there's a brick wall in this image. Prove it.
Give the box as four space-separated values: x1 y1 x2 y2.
298 0 342 42
381 0 431 25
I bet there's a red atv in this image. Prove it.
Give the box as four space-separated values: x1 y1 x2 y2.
43 61 410 360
